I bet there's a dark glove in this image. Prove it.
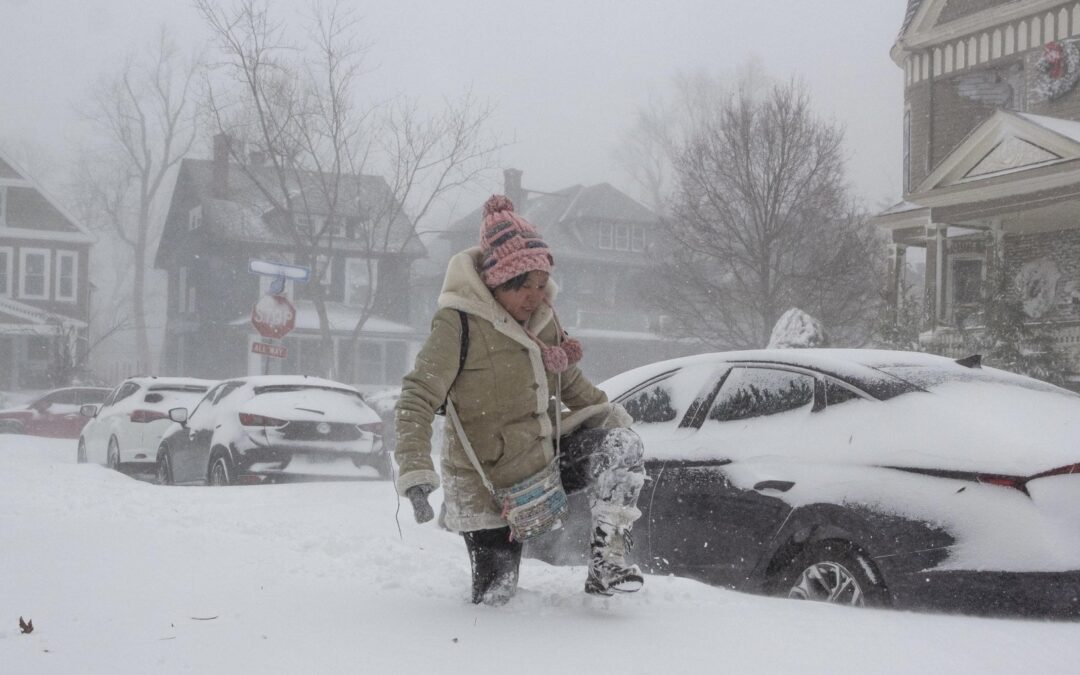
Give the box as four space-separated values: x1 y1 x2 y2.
405 484 436 524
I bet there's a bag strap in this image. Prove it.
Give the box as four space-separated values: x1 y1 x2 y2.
434 310 469 415
446 398 496 494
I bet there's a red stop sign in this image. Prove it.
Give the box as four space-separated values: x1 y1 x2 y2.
252 294 296 339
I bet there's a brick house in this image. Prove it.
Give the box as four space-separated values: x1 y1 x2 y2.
155 137 426 389
874 0 1080 381
0 149 93 391
422 169 695 381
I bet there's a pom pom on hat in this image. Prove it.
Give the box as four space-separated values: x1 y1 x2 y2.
479 194 553 288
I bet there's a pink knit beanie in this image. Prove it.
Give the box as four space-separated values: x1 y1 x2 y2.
479 195 553 289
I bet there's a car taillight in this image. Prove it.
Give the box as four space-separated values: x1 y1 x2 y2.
357 421 382 434
130 409 168 423
975 473 1029 493
239 412 288 427
1031 463 1080 479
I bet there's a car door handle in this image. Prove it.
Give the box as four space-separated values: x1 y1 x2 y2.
754 480 795 492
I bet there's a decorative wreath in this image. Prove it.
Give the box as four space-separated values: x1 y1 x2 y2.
1035 40 1080 101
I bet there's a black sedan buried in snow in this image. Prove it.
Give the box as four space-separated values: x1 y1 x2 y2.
528 349 1080 618
156 376 388 485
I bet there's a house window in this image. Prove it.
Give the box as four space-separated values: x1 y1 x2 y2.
949 256 984 317
20 248 50 299
0 187 6 226
188 206 203 231
55 251 77 302
903 108 911 193
598 223 613 249
631 225 646 252
0 247 11 296
345 258 377 306
614 224 630 251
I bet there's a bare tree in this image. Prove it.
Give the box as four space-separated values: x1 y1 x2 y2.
196 0 500 379
81 28 199 371
653 75 881 348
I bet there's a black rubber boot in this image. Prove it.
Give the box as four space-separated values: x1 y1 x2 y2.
463 527 523 605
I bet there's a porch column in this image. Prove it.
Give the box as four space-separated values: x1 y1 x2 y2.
886 244 908 324
926 224 947 330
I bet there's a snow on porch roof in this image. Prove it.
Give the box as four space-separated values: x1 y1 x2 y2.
0 296 87 331
230 300 416 335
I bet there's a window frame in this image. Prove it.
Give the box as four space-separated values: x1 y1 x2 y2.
188 205 203 232
598 222 613 250
344 257 378 307
19 247 51 300
55 250 78 303
0 246 12 296
614 224 630 251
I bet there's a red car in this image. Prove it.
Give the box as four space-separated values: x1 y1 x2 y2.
0 387 111 438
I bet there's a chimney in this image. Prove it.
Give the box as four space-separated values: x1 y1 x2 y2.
503 168 525 209
212 133 230 199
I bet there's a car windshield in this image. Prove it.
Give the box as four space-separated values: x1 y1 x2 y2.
876 365 1077 397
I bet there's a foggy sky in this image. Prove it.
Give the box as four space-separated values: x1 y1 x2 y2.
2 0 907 218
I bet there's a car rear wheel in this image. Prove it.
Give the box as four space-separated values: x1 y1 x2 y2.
156 451 173 486
208 452 233 486
107 438 121 472
779 540 888 608
77 438 87 464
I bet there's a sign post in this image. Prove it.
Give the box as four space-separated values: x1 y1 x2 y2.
248 259 310 375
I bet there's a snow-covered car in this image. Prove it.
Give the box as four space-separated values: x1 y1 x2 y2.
0 387 110 438
530 349 1080 618
157 375 387 485
77 377 217 470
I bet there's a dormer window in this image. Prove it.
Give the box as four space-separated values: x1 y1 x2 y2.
188 205 203 231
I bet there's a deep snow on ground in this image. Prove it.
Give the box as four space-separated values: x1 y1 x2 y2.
2 435 1080 675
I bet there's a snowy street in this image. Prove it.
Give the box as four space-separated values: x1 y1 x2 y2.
2 435 1080 675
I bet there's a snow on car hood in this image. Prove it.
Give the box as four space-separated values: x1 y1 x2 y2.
241 389 379 424
639 380 1080 476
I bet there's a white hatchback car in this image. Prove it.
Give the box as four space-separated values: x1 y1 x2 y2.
78 377 217 471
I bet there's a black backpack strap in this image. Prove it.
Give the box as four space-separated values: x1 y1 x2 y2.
435 310 469 416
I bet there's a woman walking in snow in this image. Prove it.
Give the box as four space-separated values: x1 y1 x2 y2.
394 194 646 605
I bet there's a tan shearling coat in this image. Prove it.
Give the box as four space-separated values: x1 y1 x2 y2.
395 248 608 531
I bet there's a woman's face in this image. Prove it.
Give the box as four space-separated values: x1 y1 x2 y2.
494 271 549 323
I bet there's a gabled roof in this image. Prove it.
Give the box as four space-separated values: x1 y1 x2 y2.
0 147 94 244
157 158 423 266
916 110 1080 193
447 181 658 259
893 0 1060 63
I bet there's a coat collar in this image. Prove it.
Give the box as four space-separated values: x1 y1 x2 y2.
437 247 558 427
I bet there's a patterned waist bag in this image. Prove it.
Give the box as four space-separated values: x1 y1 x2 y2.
446 399 568 541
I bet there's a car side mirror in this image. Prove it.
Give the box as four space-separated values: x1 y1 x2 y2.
80 404 98 418
168 407 189 425
32 400 51 413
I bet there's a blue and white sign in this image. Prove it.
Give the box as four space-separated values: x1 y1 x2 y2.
248 259 311 282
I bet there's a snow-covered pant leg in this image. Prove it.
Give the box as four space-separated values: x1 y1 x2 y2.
462 527 522 605
559 427 647 594
559 427 646 516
